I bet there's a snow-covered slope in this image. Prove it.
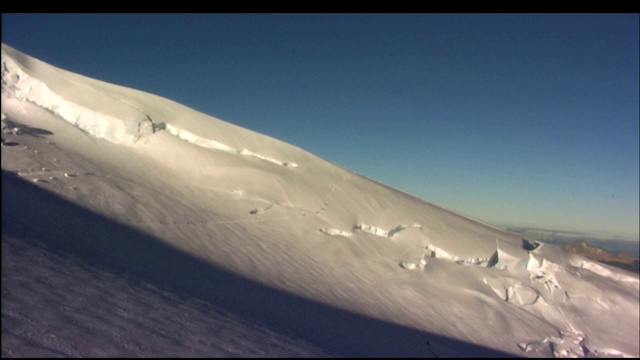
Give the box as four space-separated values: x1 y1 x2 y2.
2 43 638 357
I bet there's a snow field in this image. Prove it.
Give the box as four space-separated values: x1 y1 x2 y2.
2 43 638 358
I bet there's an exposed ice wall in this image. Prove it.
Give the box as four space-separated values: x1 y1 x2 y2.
1 51 153 145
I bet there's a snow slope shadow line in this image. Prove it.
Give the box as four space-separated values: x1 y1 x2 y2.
1 170 512 358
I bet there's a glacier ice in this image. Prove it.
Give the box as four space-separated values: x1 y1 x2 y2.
2 52 153 145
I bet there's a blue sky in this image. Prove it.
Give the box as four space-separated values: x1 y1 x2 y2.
2 14 638 240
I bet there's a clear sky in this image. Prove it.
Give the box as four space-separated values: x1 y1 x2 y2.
2 14 638 241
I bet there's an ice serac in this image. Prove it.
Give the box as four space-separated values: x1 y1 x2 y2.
2 42 638 358
1 46 153 145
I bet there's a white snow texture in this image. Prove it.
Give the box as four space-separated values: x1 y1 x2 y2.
2 43 638 358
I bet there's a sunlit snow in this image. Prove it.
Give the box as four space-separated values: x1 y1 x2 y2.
2 43 638 358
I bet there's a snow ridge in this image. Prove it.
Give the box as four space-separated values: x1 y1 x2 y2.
1 53 153 145
164 124 297 167
1 49 299 168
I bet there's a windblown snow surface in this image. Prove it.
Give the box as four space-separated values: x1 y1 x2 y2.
2 43 638 357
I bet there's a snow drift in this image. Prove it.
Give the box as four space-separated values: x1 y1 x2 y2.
2 43 638 357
